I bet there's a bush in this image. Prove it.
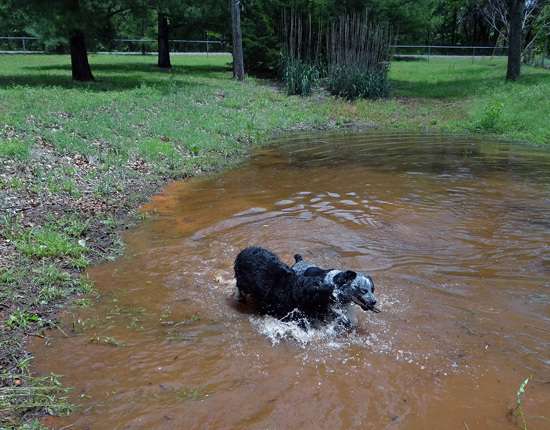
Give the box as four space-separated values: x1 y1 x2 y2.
326 66 391 100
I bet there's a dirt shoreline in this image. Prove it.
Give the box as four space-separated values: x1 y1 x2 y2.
0 138 197 424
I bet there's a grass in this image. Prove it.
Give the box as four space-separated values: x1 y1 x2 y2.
0 53 549 428
373 58 550 143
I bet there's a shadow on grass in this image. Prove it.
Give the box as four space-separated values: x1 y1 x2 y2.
0 60 233 91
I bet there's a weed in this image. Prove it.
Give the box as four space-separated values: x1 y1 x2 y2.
160 307 172 320
72 298 93 308
61 180 82 198
15 226 88 258
0 139 29 159
72 316 87 334
75 276 95 294
174 313 200 326
16 355 33 373
69 254 92 270
470 100 504 133
101 214 117 229
136 210 154 221
87 336 126 347
38 284 70 303
0 373 73 417
6 310 40 330
33 263 70 284
509 376 550 429
174 384 213 400
0 267 18 283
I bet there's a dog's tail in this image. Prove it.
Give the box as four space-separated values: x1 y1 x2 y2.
294 254 303 263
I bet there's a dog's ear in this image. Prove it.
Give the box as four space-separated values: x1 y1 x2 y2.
343 270 357 281
333 270 356 287
294 254 303 263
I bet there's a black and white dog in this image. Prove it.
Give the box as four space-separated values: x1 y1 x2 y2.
291 254 380 315
234 246 379 328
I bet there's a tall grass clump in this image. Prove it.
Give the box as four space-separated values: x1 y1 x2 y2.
326 66 390 100
278 9 393 100
278 54 320 96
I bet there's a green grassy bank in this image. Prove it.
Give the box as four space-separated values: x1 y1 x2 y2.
0 53 549 428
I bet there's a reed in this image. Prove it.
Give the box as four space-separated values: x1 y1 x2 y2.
279 9 393 99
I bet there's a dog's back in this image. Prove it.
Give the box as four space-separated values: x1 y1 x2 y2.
234 247 333 321
234 246 285 296
292 254 326 277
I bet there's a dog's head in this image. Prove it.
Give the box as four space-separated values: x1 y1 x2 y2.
332 270 380 313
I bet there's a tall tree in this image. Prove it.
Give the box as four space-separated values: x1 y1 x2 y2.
157 12 172 68
132 0 228 69
507 0 525 80
66 0 94 81
231 0 245 81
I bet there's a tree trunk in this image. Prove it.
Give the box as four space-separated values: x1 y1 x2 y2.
506 0 524 81
69 28 94 81
158 12 171 69
231 0 245 81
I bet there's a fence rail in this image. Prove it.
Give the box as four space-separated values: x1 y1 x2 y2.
0 37 510 62
0 36 230 55
392 45 508 62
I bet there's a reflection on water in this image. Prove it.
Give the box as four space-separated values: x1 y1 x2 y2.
32 131 550 430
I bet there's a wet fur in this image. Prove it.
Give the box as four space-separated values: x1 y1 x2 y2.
234 246 338 325
291 254 378 313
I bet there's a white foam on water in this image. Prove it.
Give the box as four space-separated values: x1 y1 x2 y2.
250 314 348 348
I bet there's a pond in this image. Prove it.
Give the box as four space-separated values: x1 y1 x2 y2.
32 130 550 429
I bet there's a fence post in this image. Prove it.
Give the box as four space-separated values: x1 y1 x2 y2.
472 46 475 64
22 37 26 53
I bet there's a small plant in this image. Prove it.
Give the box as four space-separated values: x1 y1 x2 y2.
38 284 70 303
510 377 530 429
0 373 73 417
6 310 40 330
174 384 213 400
471 100 504 133
75 276 95 294
509 376 550 429
69 254 91 270
15 226 88 258
72 298 93 308
0 139 29 159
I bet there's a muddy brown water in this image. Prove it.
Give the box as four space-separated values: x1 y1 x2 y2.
32 131 550 429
